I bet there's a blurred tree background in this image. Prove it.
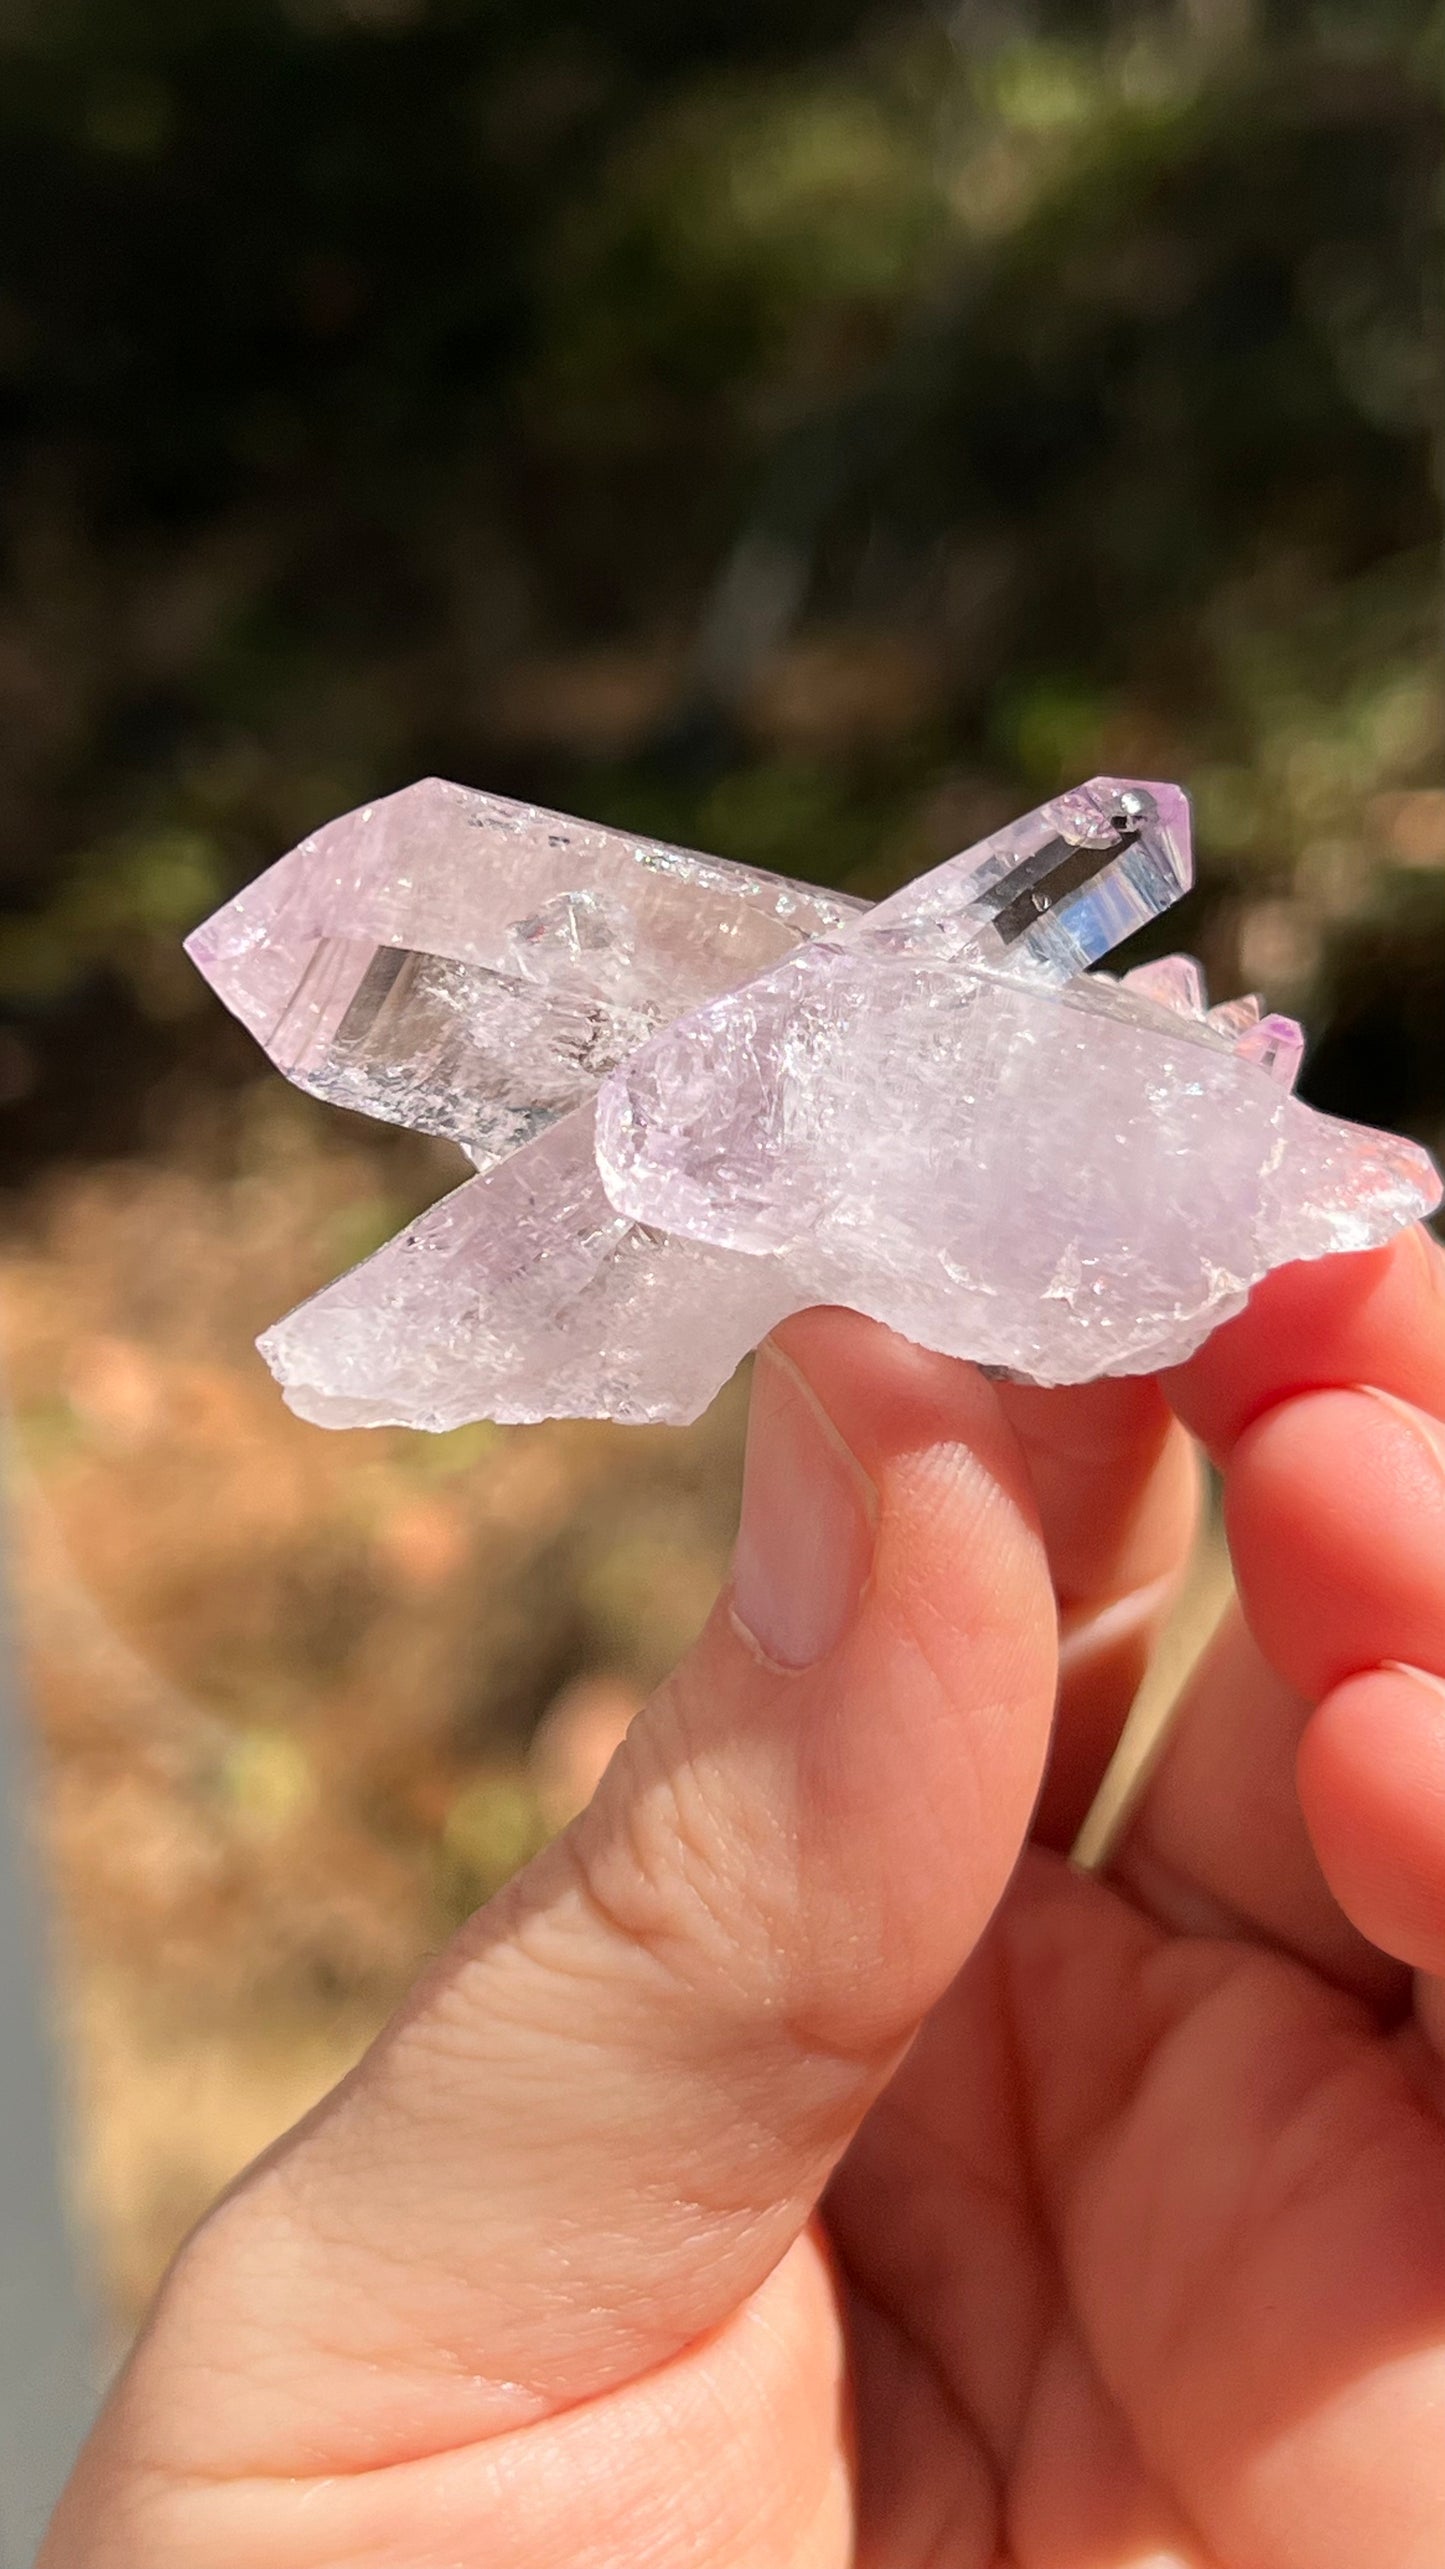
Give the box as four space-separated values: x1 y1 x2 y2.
0 0 1441 2325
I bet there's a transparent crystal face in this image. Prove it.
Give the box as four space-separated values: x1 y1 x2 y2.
269 932 667 1163
872 778 1193 976
185 773 1441 1428
187 777 864 1166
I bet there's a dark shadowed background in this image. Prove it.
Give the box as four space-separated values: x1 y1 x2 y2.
0 0 1440 2334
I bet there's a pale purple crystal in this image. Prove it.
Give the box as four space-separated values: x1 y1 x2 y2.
187 775 1442 1427
867 777 1192 976
186 777 862 1167
259 1109 800 1431
1125 954 1207 1016
1237 1011 1307 1089
596 955 1427 1385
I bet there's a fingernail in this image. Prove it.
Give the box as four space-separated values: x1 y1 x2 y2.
1358 1385 1445 1480
731 1342 877 1671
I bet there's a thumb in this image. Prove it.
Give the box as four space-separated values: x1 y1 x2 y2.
98 1310 1058 2480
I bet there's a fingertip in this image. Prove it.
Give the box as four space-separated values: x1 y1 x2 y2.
766 1307 1029 1504
1165 1229 1445 1463
1224 1384 1445 1703
764 1310 1046 1638
1298 1665 1445 1975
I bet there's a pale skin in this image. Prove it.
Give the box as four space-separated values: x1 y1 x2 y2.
44 1227 1445 2567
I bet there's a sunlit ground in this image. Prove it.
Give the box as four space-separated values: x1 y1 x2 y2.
3 1097 747 2327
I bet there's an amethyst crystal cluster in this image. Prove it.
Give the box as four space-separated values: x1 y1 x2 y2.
187 777 1439 1427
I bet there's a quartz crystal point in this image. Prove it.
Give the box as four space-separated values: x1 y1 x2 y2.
187 776 1442 1428
186 777 862 1167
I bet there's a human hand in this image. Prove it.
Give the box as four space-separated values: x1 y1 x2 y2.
44 1231 1445 2566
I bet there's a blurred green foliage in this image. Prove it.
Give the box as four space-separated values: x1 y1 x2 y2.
0 0 1441 1147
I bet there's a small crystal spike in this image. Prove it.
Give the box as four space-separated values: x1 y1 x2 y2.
186 775 1440 1427
1237 1011 1306 1090
1125 955 1209 1016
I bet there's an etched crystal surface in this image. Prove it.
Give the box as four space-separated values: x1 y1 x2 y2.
187 776 1442 1427
259 1109 800 1431
597 949 1431 1383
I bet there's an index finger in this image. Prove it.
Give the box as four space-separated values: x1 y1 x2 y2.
1105 1225 1445 1993
1165 1226 1445 1461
